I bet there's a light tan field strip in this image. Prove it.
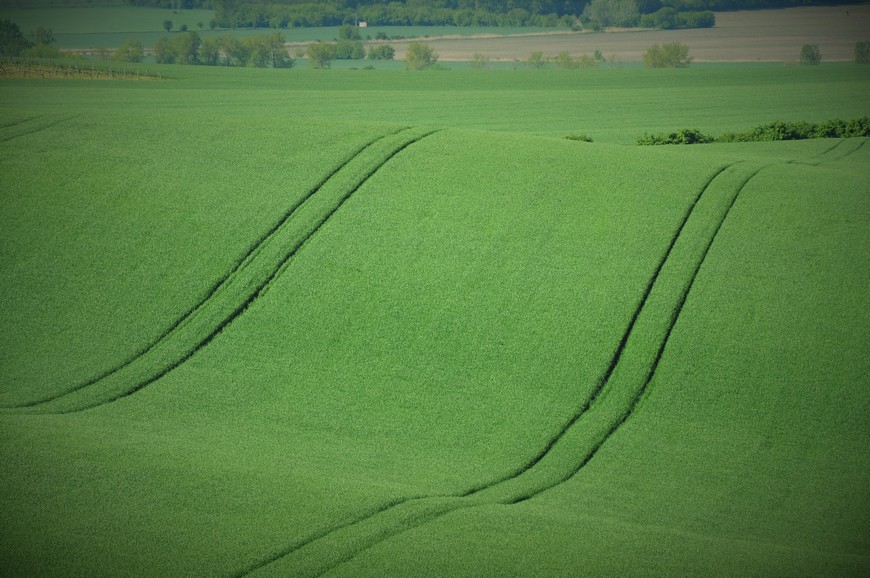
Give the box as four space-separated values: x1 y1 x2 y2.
410 5 870 62
0 125 439 415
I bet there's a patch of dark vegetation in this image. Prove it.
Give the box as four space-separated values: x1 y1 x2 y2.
0 58 162 80
565 134 594 142
638 117 870 145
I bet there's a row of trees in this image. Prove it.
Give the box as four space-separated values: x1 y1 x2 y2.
0 20 62 58
131 0 864 13
582 0 715 28
146 30 401 68
306 41 403 67
207 0 864 30
213 2 576 29
209 0 726 29
519 43 687 69
639 8 715 28
153 31 294 67
642 0 862 9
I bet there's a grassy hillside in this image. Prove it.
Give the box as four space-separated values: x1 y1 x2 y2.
0 63 867 576
317 142 870 578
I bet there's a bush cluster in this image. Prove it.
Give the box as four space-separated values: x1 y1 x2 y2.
637 117 870 145
642 42 692 68
719 118 870 142
405 42 438 70
640 8 715 29
854 41 870 64
800 43 821 65
637 128 713 145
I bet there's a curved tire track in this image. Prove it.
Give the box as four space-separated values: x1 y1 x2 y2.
296 146 859 576
237 161 762 578
1 127 404 410
794 137 866 166
0 113 79 143
2 126 438 414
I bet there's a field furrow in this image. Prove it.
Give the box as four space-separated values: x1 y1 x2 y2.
1 126 437 414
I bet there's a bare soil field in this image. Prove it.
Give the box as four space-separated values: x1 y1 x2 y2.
388 5 870 63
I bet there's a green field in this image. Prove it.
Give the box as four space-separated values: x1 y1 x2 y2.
1 60 868 576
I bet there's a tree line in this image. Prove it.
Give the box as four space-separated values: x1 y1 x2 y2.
150 28 400 68
153 31 295 67
202 0 862 29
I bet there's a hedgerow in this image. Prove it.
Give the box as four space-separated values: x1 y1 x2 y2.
638 117 870 145
637 128 713 145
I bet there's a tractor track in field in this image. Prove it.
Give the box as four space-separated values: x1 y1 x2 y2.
236 161 771 578
507 162 766 503
2 127 404 410
0 114 43 130
292 146 859 576
1 126 438 414
794 137 867 166
456 163 733 496
0 113 79 143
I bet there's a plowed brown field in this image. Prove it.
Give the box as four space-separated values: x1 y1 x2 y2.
387 5 870 62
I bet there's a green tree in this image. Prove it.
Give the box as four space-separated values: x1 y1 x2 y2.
643 42 692 68
307 42 335 69
405 42 438 70
367 44 394 60
163 20 173 33
32 27 55 46
199 35 222 66
0 19 34 56
800 44 821 65
247 35 271 67
171 31 201 64
335 39 365 59
113 39 145 63
247 33 293 68
154 36 175 63
221 34 249 66
554 51 578 69
526 50 547 69
338 24 361 41
577 53 597 69
265 33 293 68
856 41 870 64
469 52 490 70
583 0 640 28
0 20 33 56
21 43 61 58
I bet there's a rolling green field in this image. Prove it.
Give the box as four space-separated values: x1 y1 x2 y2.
1 61 868 576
